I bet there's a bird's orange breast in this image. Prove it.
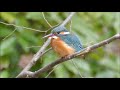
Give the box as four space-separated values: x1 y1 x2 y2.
51 37 75 57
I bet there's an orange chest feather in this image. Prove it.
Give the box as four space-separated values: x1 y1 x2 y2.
51 38 75 57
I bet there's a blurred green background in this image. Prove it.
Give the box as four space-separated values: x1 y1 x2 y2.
0 12 120 78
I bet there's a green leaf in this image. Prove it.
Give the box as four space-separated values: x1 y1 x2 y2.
113 12 120 33
0 70 9 78
15 16 29 26
0 12 15 23
26 12 43 20
0 25 14 37
54 64 69 78
96 70 116 78
17 36 29 52
0 37 16 56
99 56 120 71
0 57 9 69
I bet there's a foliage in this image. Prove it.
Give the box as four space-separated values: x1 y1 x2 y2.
0 12 120 78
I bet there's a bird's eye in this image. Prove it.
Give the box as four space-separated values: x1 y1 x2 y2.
54 32 60 35
57 32 60 34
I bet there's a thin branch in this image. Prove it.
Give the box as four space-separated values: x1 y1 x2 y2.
0 21 46 32
42 47 52 55
45 65 59 78
42 12 52 28
60 12 76 26
2 27 17 40
69 20 72 33
29 33 120 77
26 46 42 48
70 60 83 78
16 38 51 78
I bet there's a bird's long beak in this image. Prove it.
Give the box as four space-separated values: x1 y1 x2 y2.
42 33 55 38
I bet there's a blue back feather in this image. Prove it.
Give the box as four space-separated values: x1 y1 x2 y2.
58 34 83 52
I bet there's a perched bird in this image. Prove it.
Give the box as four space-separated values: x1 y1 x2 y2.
43 26 83 57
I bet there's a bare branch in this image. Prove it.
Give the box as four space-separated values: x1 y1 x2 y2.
70 60 83 78
42 47 52 55
2 27 17 40
42 12 52 28
45 65 59 78
0 21 46 32
16 38 51 78
60 12 76 26
30 33 120 77
26 46 42 48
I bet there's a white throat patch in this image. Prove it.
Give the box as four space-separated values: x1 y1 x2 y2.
52 36 58 39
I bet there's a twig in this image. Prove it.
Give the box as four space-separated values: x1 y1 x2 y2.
45 65 59 78
0 21 46 32
2 27 17 40
69 20 72 33
29 33 120 77
70 60 83 78
26 46 42 48
42 12 52 28
60 12 76 26
42 47 52 56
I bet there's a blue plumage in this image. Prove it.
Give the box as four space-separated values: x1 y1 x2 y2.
52 26 83 52
59 34 83 52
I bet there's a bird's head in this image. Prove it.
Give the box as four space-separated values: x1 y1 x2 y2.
43 26 70 39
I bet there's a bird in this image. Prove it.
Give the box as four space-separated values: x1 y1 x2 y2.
43 25 83 57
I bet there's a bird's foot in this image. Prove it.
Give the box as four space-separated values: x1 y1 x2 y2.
61 55 71 59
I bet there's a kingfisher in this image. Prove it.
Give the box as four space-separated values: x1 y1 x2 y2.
43 25 83 57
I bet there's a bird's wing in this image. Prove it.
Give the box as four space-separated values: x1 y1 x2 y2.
60 34 83 52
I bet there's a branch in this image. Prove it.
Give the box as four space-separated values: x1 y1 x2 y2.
16 38 51 78
42 12 52 28
0 21 46 32
16 12 76 78
30 33 120 78
60 12 76 26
